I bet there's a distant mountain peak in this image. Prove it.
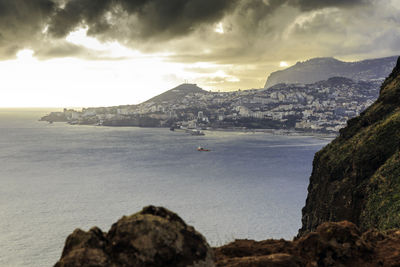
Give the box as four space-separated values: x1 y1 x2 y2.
302 57 341 64
170 83 203 92
265 56 398 88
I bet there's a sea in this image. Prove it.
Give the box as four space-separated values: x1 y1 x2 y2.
0 108 331 267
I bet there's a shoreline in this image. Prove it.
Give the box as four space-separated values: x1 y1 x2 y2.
43 120 338 139
204 127 337 139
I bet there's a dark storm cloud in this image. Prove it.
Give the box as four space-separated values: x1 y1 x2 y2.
48 0 238 40
0 0 239 59
48 0 111 38
47 0 368 41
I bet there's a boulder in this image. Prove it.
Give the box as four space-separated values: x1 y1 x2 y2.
55 206 215 267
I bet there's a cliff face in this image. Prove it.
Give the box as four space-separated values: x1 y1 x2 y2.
300 57 400 235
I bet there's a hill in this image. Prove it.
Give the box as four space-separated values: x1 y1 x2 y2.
144 83 208 104
299 56 400 235
264 56 398 88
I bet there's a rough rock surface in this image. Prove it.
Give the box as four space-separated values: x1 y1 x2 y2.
55 209 400 266
300 56 400 235
215 221 400 267
54 206 215 267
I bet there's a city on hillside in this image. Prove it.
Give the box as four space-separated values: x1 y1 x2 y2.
41 78 382 134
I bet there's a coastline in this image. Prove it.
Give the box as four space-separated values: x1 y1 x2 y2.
205 127 337 139
45 120 338 139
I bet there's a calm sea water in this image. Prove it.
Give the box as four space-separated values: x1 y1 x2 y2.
0 109 330 267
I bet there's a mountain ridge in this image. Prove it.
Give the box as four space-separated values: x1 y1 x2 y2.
265 56 398 88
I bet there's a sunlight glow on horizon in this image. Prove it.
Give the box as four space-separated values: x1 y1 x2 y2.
1 49 187 107
0 30 243 108
17 49 35 61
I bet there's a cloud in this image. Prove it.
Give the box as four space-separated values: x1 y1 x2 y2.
43 0 373 53
0 0 55 59
0 0 375 60
48 0 238 41
34 41 127 61
0 0 399 91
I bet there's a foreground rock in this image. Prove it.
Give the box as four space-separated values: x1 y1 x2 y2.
55 206 400 267
54 206 215 267
215 221 400 267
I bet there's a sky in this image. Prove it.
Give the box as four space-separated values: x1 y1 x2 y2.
1 0 400 107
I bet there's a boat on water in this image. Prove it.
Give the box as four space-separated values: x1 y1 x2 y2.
197 146 210 152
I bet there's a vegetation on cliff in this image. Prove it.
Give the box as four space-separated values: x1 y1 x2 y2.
300 56 400 235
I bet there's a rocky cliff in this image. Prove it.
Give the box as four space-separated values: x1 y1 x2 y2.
264 56 397 88
300 56 400 235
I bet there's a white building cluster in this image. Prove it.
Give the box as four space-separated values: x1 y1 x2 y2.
43 78 382 133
